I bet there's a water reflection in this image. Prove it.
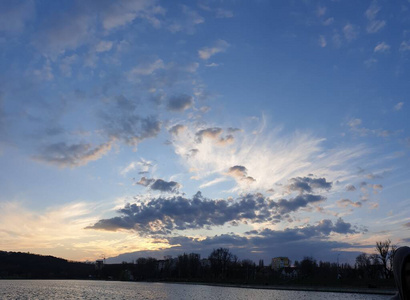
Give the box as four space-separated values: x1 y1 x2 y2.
0 280 391 300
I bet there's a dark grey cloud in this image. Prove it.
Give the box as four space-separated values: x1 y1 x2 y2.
227 165 255 182
195 127 222 142
346 184 356 192
227 127 241 133
151 179 180 192
167 94 193 112
136 177 180 193
404 222 410 228
169 124 186 136
32 141 112 167
87 192 326 234
228 165 247 177
106 218 360 264
102 96 161 146
194 127 235 146
188 149 199 157
276 194 325 214
287 176 332 194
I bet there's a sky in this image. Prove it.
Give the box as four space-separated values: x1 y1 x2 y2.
0 0 409 265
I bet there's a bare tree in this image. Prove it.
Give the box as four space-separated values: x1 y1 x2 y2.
376 239 391 279
388 244 398 276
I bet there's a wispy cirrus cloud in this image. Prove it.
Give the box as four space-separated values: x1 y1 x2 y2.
394 102 404 111
168 5 204 34
336 198 362 208
171 120 367 193
365 2 386 34
374 42 390 53
343 23 358 41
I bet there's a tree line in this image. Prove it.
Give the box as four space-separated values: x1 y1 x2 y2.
0 239 398 289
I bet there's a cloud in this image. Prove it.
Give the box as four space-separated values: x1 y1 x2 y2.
106 218 359 263
343 23 358 41
374 42 390 53
345 184 356 192
171 121 367 193
394 102 404 111
34 0 160 54
136 176 156 187
95 40 113 52
101 0 159 30
400 41 410 52
59 54 78 77
287 176 332 194
199 177 228 189
367 20 385 34
32 141 112 168
347 118 395 137
316 6 326 17
195 127 234 146
228 165 247 178
151 179 180 192
319 35 327 47
136 177 180 193
198 39 230 60
33 59 54 81
336 199 362 208
0 1 34 33
169 124 187 136
276 194 325 214
323 18 334 26
168 5 204 34
216 8 233 19
87 192 327 234
227 165 256 183
101 96 161 146
120 161 140 176
365 2 386 33
129 59 165 76
167 95 194 112
404 222 410 228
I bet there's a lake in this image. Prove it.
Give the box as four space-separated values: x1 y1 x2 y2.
0 280 392 299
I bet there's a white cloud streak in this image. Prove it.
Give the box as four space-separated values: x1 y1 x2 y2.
198 40 230 60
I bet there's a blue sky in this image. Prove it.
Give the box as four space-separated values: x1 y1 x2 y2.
0 0 409 264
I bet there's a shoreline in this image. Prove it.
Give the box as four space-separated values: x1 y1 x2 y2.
161 281 397 296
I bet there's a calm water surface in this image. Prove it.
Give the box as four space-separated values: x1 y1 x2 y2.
0 280 391 300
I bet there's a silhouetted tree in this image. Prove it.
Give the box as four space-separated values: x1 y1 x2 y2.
208 248 236 280
300 256 317 277
376 239 392 278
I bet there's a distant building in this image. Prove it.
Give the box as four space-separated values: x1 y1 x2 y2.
271 257 290 270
